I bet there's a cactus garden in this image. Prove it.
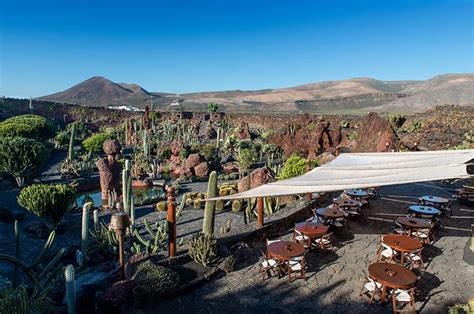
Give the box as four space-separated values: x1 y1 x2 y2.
0 98 472 313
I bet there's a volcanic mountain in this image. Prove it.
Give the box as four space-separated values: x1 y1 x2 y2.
38 76 153 106
38 73 474 113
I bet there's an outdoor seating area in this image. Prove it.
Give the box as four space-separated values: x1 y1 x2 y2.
255 185 467 313
130 181 468 314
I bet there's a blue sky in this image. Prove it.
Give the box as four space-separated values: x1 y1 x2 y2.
0 0 472 97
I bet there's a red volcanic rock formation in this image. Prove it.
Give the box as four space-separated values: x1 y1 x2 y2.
238 166 275 193
194 161 209 178
185 153 203 169
352 113 398 152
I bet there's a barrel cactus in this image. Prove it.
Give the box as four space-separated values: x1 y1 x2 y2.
132 260 179 294
232 200 242 213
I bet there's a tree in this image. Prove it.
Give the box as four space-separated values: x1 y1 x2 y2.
0 137 49 186
236 148 257 177
17 184 77 230
207 103 219 113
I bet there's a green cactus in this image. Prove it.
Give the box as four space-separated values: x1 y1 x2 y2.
68 122 76 161
132 260 179 294
202 171 217 235
232 200 242 213
64 264 76 314
76 250 83 267
81 202 92 266
193 199 202 209
215 200 225 211
219 188 230 196
187 233 218 266
13 220 19 287
122 160 132 214
93 210 99 228
156 201 167 211
142 130 149 160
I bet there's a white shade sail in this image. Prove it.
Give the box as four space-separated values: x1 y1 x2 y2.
211 149 474 200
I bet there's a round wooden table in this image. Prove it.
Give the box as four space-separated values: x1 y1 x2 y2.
267 240 305 261
344 189 368 198
334 199 360 208
420 195 449 205
316 207 346 219
368 262 417 304
409 205 440 216
382 234 422 266
295 222 328 239
396 216 431 230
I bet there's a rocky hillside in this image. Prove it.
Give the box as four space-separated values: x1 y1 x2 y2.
37 73 474 113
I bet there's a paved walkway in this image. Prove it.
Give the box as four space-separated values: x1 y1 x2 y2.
135 181 474 313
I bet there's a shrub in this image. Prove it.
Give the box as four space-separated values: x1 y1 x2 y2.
236 148 257 175
387 113 406 130
17 184 77 230
58 157 95 179
348 131 358 141
132 260 179 294
402 119 424 133
0 114 55 140
278 155 318 180
158 147 172 161
340 120 350 128
187 233 218 266
82 132 113 153
207 103 219 113
0 283 51 314
66 121 91 140
0 137 49 186
191 144 218 162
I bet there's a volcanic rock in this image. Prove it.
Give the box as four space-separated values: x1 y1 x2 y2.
238 166 275 192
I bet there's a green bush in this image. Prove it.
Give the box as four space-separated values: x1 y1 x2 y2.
187 233 218 266
0 115 55 140
82 132 113 153
236 148 257 174
17 184 77 230
191 144 218 162
402 119 424 133
132 260 179 294
0 283 51 314
66 121 91 140
387 113 406 130
0 137 49 186
278 155 318 180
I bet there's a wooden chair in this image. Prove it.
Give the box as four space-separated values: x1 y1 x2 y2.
376 242 397 263
288 251 307 282
365 187 381 200
258 250 279 280
403 248 425 270
359 275 384 304
391 287 417 313
313 232 334 252
411 225 434 244
393 220 408 235
293 229 311 249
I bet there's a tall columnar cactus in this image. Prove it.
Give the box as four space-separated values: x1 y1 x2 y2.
143 130 149 159
81 202 92 266
13 220 19 287
93 209 99 228
202 171 217 235
64 264 76 314
76 250 83 267
68 122 76 161
122 160 132 214
216 127 220 149
130 198 135 227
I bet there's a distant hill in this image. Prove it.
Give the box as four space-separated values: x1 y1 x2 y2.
37 76 154 106
37 73 474 113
